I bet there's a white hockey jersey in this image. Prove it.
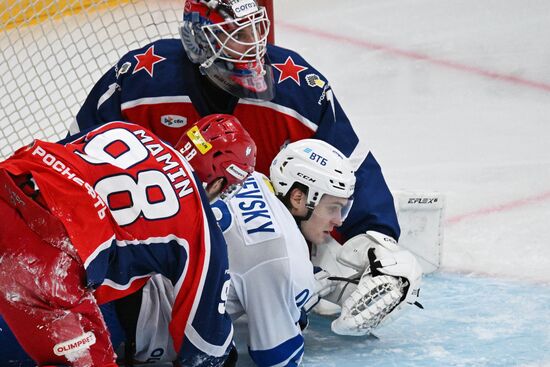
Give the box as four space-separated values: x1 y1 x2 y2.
120 172 315 366
211 171 316 367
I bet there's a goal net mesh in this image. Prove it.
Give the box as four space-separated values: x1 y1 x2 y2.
0 0 182 159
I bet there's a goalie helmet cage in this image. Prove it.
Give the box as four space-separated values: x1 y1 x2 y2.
0 0 274 160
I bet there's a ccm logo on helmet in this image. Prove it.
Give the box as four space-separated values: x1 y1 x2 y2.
231 0 258 17
297 172 316 183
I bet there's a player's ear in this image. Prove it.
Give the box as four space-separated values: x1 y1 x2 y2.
289 188 308 216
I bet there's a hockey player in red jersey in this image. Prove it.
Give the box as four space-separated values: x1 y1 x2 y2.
74 0 401 247
0 114 256 366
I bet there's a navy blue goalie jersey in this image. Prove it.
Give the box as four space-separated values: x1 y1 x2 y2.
74 39 400 240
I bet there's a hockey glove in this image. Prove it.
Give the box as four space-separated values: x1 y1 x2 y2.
337 231 422 303
332 231 423 336
303 267 337 313
331 272 408 336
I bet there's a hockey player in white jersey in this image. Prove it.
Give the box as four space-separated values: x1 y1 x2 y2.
211 139 356 366
101 139 423 366
217 139 423 365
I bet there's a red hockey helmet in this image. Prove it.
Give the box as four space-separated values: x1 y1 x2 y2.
180 0 274 100
175 114 256 200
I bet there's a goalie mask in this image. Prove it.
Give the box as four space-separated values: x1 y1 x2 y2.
180 0 275 101
175 114 256 201
270 139 356 221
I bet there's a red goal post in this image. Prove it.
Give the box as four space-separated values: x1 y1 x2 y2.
258 0 274 44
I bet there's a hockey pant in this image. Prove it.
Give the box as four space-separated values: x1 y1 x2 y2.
0 198 117 366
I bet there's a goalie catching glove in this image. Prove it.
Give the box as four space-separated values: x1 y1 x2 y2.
331 231 423 336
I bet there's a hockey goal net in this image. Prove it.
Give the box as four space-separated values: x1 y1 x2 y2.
0 0 273 160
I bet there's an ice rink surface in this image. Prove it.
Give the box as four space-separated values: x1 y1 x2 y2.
274 0 550 284
2 0 550 366
236 273 550 366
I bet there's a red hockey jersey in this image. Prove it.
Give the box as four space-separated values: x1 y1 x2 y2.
0 121 233 360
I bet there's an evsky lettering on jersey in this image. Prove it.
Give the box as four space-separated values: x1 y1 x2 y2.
230 175 281 245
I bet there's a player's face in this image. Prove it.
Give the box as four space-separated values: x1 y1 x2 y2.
300 194 351 245
218 24 262 60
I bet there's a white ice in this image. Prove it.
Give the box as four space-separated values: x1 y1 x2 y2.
275 0 550 284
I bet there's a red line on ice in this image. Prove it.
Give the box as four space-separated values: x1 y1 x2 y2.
278 22 550 93
278 22 550 222
445 191 550 225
